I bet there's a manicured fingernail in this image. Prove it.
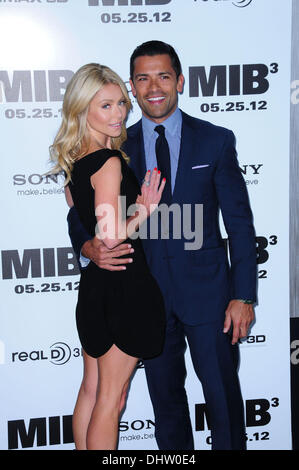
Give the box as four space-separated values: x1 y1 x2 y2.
163 178 166 181
130 249 134 253
158 170 161 174
154 167 157 171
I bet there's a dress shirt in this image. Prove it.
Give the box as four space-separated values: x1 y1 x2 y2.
142 107 182 193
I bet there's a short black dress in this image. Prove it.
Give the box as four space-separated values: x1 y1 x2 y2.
69 149 166 359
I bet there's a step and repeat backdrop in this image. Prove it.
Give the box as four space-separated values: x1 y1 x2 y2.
0 0 293 450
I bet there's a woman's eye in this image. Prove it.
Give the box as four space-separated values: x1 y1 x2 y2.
119 100 126 106
102 104 110 109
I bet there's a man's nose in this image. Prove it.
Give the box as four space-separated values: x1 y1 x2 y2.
148 77 160 92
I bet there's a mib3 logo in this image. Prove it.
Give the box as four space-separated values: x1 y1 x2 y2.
1 248 80 280
88 0 171 5
8 415 154 449
8 397 277 449
196 397 280 444
189 63 278 98
8 415 73 449
0 70 74 103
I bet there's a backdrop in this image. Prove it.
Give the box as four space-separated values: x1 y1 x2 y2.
0 0 293 450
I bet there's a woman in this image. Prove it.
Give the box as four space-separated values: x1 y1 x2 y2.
50 63 166 450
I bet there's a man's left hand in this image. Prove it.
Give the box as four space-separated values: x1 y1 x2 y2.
223 300 255 345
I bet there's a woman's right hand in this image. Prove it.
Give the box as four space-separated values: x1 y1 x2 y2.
136 168 166 216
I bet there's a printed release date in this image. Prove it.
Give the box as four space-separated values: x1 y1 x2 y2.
100 11 171 23
205 431 270 445
4 108 62 120
199 100 267 113
14 281 79 294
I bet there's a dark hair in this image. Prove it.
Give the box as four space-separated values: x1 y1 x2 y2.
130 40 182 80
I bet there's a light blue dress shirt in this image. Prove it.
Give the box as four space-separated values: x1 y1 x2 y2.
141 107 182 193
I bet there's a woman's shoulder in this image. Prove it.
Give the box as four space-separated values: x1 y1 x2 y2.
73 148 123 174
76 148 122 164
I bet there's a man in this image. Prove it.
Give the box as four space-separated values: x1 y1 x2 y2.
67 41 257 450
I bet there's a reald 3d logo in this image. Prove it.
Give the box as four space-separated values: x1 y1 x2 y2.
200 0 253 7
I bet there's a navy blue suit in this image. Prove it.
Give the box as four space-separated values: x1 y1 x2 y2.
67 111 257 450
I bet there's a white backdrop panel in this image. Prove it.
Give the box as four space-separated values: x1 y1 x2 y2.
0 0 292 450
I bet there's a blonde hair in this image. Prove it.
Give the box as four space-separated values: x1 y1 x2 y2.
50 63 131 184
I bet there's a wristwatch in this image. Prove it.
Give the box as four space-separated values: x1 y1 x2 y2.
237 299 254 304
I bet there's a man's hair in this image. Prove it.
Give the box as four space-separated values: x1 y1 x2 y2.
130 40 182 80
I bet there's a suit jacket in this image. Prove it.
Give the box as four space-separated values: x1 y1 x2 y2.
68 110 257 325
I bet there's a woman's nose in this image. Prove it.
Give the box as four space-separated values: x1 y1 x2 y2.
113 105 123 119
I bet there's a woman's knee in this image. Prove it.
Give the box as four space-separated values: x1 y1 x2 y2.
80 374 98 401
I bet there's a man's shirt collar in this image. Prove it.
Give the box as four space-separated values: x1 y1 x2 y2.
142 107 182 140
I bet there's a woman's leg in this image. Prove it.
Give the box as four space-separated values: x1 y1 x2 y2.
86 344 138 450
72 350 98 450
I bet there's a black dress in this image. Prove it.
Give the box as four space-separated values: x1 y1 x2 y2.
69 149 166 359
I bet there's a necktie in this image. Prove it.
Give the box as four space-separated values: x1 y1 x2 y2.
155 125 172 205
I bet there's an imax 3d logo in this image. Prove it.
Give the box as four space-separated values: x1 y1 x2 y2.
189 63 278 97
1 248 80 280
0 70 74 103
88 0 171 5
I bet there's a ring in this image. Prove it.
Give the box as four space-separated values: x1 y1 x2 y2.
145 181 150 186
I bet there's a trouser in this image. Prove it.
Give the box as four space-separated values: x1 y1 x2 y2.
143 311 246 450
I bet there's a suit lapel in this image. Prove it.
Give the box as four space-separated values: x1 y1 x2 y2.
124 120 146 185
172 112 197 203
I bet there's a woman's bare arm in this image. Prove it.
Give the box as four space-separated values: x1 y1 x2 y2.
65 185 74 208
91 157 164 249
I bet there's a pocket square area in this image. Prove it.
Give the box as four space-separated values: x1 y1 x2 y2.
192 164 210 169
